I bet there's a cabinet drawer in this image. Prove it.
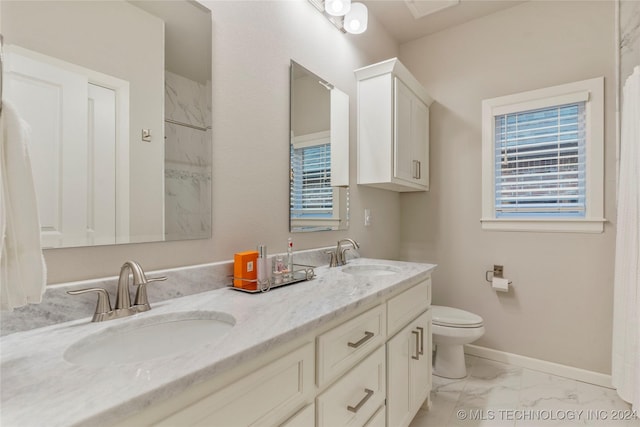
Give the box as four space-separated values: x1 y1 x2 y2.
157 343 314 427
387 278 431 336
364 406 386 427
281 403 314 427
317 346 386 427
317 304 386 387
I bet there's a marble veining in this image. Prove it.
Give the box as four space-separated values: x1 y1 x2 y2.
620 0 640 86
410 356 639 427
0 256 432 427
0 247 345 336
164 124 211 167
164 163 212 241
165 71 211 129
164 71 212 241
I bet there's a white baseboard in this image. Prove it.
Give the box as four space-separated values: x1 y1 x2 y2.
464 344 613 389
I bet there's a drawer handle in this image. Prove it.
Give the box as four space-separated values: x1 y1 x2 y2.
347 388 374 413
411 330 420 360
348 331 374 348
417 326 424 355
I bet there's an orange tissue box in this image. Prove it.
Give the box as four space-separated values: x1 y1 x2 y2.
234 250 258 290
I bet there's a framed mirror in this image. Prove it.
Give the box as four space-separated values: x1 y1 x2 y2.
1 0 212 248
289 61 349 232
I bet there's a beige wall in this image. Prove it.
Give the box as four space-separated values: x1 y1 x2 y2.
399 1 617 374
41 0 400 283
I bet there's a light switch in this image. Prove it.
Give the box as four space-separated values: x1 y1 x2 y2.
364 208 372 226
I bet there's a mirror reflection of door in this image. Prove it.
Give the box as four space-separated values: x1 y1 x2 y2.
4 47 129 248
1 0 211 248
289 61 349 232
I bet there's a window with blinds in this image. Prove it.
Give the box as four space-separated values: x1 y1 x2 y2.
481 77 604 233
494 102 586 218
290 143 333 218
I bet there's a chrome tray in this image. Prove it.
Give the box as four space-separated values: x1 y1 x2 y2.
229 265 316 293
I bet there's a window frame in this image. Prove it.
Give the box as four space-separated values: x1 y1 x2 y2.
290 131 342 231
481 77 605 233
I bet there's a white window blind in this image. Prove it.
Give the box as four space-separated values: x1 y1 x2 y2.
290 143 333 218
494 102 586 218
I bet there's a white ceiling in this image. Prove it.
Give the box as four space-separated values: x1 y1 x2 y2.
362 0 525 44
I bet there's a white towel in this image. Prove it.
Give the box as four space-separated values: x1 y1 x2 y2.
0 100 47 311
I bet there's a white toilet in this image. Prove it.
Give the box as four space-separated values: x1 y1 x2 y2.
431 305 485 379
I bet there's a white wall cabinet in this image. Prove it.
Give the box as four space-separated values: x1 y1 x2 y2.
355 58 433 192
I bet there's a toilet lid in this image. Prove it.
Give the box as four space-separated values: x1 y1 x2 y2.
431 305 484 328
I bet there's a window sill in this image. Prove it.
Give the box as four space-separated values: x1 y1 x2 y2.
480 218 606 233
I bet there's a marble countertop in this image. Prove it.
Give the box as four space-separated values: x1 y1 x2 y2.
0 258 435 427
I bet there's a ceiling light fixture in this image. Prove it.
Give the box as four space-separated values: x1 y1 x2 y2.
325 0 351 17
344 2 368 34
308 0 368 34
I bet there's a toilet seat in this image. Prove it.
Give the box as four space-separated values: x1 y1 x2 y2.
432 305 483 328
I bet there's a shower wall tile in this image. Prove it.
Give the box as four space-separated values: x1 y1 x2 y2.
164 122 211 166
165 165 212 241
165 71 211 129
164 72 212 240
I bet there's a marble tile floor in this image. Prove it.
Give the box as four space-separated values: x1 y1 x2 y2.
410 355 640 427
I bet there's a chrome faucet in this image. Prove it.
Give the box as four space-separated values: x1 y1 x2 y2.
68 260 167 322
326 238 360 267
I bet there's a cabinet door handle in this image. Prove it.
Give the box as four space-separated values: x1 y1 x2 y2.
411 330 420 360
347 388 374 413
417 326 424 356
413 160 421 180
348 331 374 348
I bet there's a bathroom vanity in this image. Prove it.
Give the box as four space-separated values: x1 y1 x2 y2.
0 258 434 427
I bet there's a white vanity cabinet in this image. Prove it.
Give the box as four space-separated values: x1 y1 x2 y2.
281 403 315 427
387 311 432 427
355 58 433 192
154 343 315 427
316 346 386 427
115 275 433 427
316 305 386 387
386 279 432 427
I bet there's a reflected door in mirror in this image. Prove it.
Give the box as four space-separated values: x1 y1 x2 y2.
1 0 212 247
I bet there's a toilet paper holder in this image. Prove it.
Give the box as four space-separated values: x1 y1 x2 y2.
485 265 512 284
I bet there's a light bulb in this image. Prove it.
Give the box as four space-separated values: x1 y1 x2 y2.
348 20 361 32
325 0 351 17
344 2 367 34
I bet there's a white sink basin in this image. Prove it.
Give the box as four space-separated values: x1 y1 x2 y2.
64 311 235 367
341 264 402 277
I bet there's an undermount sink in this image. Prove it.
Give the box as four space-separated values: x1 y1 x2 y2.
64 311 235 367
341 264 402 277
